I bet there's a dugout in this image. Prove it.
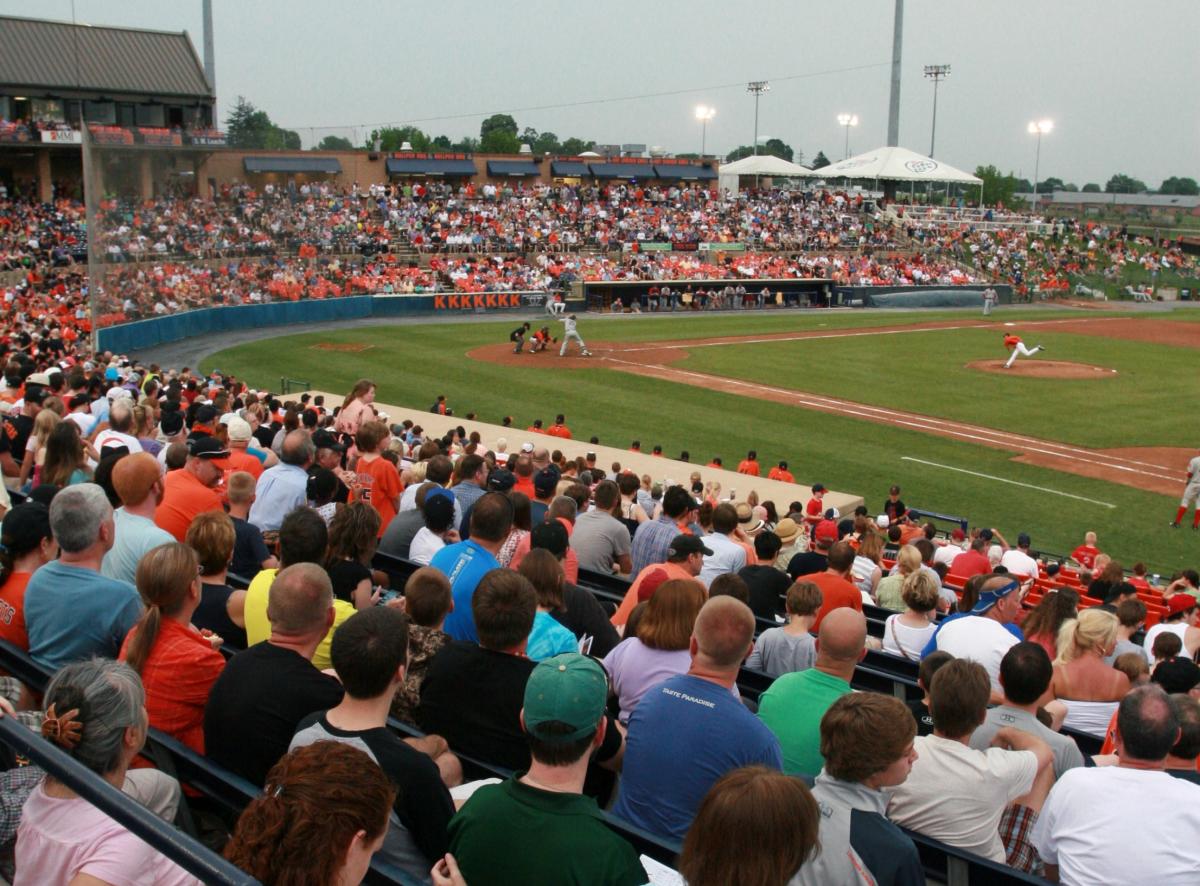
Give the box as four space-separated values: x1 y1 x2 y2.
839 284 1014 308
584 278 835 311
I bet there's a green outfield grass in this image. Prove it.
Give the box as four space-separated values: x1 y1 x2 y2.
204 307 1196 573
678 325 1200 448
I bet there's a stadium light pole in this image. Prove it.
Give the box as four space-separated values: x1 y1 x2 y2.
837 113 859 160
694 105 715 157
747 82 769 156
923 64 950 157
1027 119 1053 211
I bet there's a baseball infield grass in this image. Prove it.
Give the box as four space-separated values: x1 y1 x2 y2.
204 307 1195 573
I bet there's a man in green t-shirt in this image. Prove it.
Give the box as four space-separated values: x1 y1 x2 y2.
447 653 647 886
757 608 867 776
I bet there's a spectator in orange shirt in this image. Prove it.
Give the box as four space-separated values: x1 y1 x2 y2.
221 416 270 481
737 450 761 476
353 421 403 538
0 502 57 650
547 414 572 439
767 460 794 483
807 542 865 631
119 542 225 754
154 437 227 542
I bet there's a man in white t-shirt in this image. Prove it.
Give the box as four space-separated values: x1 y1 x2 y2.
93 398 143 455
1033 685 1200 885
887 658 1053 865
933 528 966 569
927 575 1023 695
408 493 457 567
698 503 747 589
999 533 1040 581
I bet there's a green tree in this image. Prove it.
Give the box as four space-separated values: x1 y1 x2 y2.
369 126 431 152
315 135 353 151
224 96 299 150
1159 176 1200 195
1081 183 1101 192
1038 177 1066 194
430 134 453 149
1061 182 1079 192
480 130 520 153
974 165 1019 207
1105 174 1147 194
480 114 518 141
531 131 561 155
810 150 831 169
560 137 594 155
453 136 481 153
763 139 794 162
725 140 794 164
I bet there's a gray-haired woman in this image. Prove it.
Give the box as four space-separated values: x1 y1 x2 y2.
14 659 201 885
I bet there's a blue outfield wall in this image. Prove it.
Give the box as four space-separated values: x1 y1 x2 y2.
96 292 552 354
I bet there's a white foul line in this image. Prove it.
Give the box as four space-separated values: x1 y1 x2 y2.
900 457 1116 508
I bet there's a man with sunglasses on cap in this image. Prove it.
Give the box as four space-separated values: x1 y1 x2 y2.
154 436 228 542
447 652 646 886
922 574 1025 698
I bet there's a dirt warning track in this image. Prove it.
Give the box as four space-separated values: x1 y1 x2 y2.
468 315 1196 496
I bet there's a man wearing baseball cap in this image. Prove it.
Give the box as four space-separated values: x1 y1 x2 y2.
611 533 712 628
447 653 647 885
1143 593 1200 665
154 436 228 542
221 416 267 480
804 484 827 527
923 575 1024 695
787 519 837 581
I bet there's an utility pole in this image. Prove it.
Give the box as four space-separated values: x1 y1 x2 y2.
924 64 949 156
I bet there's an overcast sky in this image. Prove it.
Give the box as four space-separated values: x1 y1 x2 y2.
3 0 1197 186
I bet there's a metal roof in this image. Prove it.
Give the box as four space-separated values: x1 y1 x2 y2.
0 15 212 98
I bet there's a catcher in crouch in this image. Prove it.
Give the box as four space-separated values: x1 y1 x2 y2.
531 325 555 353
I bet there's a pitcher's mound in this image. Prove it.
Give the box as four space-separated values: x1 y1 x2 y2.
968 360 1118 379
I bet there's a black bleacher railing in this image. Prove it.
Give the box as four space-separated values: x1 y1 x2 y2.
0 717 259 886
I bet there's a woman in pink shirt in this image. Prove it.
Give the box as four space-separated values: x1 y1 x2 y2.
334 378 377 437
16 659 203 885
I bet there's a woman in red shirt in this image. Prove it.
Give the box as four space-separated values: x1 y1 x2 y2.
119 542 225 754
0 502 57 650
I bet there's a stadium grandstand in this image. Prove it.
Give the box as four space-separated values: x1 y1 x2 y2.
1 8 1199 886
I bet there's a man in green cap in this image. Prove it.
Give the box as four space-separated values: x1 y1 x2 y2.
447 653 647 885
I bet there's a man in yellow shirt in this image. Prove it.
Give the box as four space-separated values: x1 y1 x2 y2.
243 506 353 670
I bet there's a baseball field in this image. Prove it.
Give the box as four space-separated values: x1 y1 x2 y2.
203 305 1200 574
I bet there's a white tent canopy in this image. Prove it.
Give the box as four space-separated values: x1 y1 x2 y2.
718 154 817 177
814 146 981 184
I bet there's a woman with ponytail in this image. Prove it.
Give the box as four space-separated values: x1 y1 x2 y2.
0 502 57 650
16 659 203 885
118 542 225 753
1050 608 1130 737
225 740 395 886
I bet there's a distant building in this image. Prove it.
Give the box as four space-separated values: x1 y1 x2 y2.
1018 190 1200 218
0 14 215 199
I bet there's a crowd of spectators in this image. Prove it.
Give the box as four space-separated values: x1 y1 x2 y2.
903 210 1199 298
0 334 1195 884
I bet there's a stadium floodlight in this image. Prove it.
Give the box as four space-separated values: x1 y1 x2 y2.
837 113 859 159
747 82 770 157
694 105 715 156
923 64 950 156
1027 119 1054 211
